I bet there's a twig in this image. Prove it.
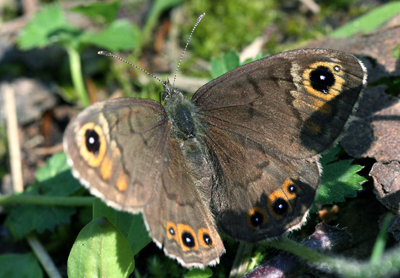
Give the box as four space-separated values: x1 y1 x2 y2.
4 83 24 193
26 234 62 278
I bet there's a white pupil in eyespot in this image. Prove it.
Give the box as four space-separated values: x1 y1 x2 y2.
320 75 326 81
88 137 95 144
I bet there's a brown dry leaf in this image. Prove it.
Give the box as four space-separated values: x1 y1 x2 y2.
370 161 400 240
371 161 400 212
342 87 400 161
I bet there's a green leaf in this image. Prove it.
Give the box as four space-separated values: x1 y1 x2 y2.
0 253 43 278
184 267 213 278
80 19 141 52
315 146 365 205
35 152 81 196
93 199 151 256
392 44 400 59
70 1 120 24
5 153 80 239
68 217 135 278
5 198 76 239
17 5 79 50
331 2 400 38
210 50 240 78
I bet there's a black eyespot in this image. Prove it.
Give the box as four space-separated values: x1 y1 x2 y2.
182 232 195 248
272 198 289 215
288 184 297 194
85 129 100 156
203 233 213 246
309 66 335 94
334 65 341 72
169 227 175 236
250 211 264 228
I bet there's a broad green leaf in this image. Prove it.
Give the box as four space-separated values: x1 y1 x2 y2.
17 5 79 50
70 1 120 24
5 153 79 239
184 267 213 278
0 253 43 278
5 199 76 239
80 19 141 52
392 44 400 59
210 50 240 78
68 217 135 278
331 2 400 38
315 146 365 204
223 50 241 72
93 199 151 255
35 152 81 196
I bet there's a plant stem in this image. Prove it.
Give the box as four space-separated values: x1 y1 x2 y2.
66 46 90 107
26 234 62 278
0 194 95 206
268 237 400 278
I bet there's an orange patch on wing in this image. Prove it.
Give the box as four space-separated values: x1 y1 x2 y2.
100 156 113 180
116 170 128 191
313 98 331 114
306 121 321 135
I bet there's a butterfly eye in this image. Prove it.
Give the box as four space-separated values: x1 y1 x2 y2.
198 228 214 248
309 66 335 95
271 198 289 215
76 123 106 167
203 234 212 246
85 129 100 156
247 207 268 229
165 222 179 244
177 224 199 251
268 189 293 219
182 231 196 248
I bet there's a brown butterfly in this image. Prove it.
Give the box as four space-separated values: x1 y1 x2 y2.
64 39 366 267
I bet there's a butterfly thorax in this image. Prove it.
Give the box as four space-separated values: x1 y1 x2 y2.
163 81 203 141
162 81 214 199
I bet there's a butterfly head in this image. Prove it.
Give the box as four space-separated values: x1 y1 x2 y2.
162 79 184 105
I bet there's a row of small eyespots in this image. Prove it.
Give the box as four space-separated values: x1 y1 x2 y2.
166 222 214 251
246 179 301 229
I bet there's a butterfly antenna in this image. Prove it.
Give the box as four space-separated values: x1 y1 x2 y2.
172 13 205 88
97 51 164 85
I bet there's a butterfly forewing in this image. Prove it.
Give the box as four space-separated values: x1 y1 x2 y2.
64 98 168 210
193 49 367 159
